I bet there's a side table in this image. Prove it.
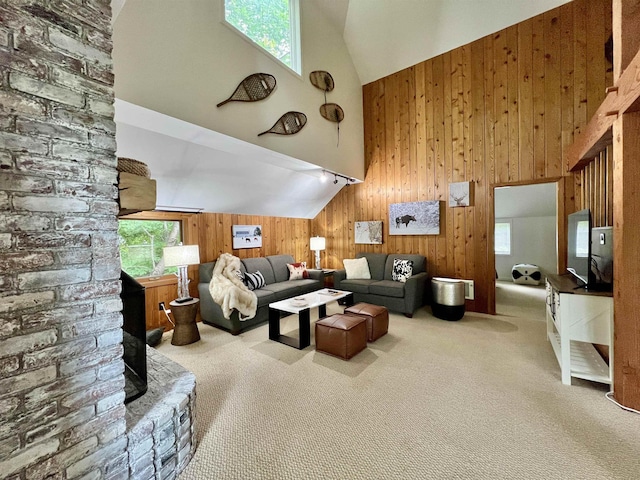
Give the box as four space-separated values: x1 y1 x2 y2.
322 268 337 288
170 298 200 346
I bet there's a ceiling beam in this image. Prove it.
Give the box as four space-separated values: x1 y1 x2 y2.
566 46 640 172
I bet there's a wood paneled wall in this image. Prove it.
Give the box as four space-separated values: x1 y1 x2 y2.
312 0 613 313
195 213 311 264
123 211 313 330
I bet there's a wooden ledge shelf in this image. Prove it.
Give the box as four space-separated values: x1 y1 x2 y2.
566 46 640 172
118 171 157 216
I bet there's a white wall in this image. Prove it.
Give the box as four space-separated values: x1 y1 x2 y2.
495 216 557 281
344 0 572 84
112 0 364 181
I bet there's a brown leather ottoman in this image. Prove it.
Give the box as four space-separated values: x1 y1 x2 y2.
315 314 367 360
344 303 389 342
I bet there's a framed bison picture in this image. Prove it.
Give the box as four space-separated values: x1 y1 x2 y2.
389 201 440 235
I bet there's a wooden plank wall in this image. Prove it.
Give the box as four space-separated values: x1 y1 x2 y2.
311 0 613 313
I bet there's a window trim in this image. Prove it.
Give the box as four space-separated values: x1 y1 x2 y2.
221 0 302 77
494 219 513 256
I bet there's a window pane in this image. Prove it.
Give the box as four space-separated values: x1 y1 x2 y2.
495 222 511 255
118 220 182 278
224 0 299 72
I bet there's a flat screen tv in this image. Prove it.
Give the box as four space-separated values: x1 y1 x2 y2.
567 209 613 291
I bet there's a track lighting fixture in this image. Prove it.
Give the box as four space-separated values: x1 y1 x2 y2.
321 170 357 186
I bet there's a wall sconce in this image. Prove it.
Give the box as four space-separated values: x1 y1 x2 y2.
310 236 326 270
163 244 200 302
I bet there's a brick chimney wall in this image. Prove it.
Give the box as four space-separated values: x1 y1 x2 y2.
0 2 128 478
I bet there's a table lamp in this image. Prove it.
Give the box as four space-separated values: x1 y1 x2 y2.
163 244 200 303
310 236 326 270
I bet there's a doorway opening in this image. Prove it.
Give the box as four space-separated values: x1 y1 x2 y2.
493 181 558 319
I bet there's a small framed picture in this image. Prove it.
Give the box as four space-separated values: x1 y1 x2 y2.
449 181 474 207
355 221 383 244
232 225 262 249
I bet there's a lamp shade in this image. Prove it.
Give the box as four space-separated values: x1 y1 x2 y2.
163 245 200 267
310 236 326 251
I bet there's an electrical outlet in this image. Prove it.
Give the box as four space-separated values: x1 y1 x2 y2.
159 302 165 311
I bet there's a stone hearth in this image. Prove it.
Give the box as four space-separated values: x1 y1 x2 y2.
125 348 196 480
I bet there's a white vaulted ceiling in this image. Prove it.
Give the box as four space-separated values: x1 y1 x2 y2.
113 0 573 218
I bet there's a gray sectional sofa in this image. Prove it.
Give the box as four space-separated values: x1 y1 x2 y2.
198 254 324 335
333 252 428 317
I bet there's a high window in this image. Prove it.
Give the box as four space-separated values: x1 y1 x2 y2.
118 219 182 278
494 221 512 256
223 0 301 74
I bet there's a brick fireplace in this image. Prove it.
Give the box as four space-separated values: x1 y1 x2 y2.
0 2 195 478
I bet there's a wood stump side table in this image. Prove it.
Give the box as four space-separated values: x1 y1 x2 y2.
170 298 200 346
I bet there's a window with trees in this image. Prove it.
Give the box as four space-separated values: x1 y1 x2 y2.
118 219 182 278
223 0 301 74
495 221 512 256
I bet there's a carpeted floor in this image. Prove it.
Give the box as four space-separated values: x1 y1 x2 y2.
157 286 640 479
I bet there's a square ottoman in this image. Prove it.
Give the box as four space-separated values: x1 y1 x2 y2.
511 264 542 285
315 314 367 360
343 303 389 342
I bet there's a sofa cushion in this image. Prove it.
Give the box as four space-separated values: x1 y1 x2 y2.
242 257 276 284
339 279 374 294
254 288 276 307
199 262 215 284
357 252 387 280
344 257 371 279
384 254 426 280
245 271 265 290
369 280 405 298
392 259 413 283
262 281 301 301
267 254 296 283
294 278 322 294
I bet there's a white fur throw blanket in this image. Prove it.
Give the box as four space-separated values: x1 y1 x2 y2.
209 253 257 321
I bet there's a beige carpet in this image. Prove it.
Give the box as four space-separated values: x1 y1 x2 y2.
157 289 640 479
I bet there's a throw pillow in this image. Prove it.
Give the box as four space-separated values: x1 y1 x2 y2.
287 262 309 280
343 257 371 280
392 258 413 283
245 270 265 291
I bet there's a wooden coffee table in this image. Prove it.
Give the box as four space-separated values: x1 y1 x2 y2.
268 288 354 349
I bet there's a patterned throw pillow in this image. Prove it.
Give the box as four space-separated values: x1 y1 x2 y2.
244 270 265 290
287 262 309 280
392 259 413 283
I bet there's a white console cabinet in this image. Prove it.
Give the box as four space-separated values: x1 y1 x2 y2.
545 275 613 386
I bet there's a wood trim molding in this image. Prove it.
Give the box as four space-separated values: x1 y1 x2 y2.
566 47 640 171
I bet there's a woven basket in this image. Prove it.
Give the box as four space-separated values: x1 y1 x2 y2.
117 157 151 178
